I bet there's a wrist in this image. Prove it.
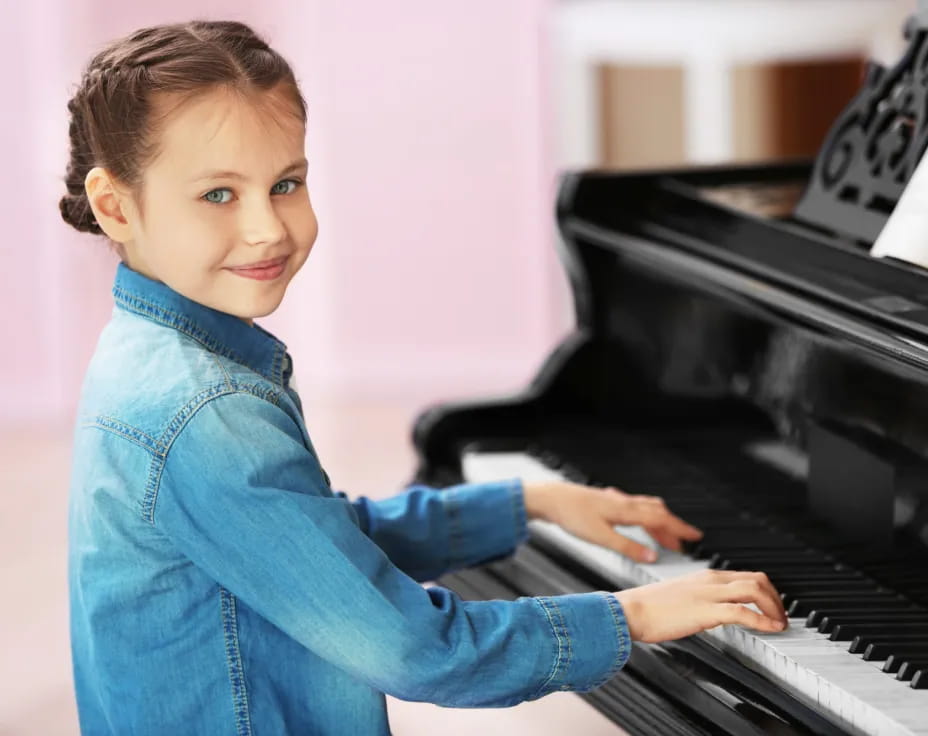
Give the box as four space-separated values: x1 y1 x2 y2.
613 590 643 641
522 481 553 522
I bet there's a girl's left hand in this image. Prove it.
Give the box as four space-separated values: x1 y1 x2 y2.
522 481 703 563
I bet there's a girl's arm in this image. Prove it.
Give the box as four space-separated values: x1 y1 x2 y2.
155 390 630 707
332 480 529 583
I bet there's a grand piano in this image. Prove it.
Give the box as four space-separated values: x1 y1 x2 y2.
410 12 928 736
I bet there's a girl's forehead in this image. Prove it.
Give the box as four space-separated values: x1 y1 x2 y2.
151 87 305 175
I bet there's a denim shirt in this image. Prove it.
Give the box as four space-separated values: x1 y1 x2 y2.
68 263 632 735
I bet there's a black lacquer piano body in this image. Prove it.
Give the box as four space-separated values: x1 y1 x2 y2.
410 14 928 736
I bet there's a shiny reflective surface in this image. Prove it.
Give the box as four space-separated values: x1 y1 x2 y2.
413 163 928 734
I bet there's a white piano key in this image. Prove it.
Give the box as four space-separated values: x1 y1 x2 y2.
462 450 928 736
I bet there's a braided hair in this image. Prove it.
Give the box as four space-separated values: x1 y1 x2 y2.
59 20 307 236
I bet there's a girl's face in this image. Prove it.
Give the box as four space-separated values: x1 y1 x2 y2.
117 85 317 322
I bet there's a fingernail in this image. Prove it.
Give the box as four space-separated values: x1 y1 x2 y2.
642 549 658 563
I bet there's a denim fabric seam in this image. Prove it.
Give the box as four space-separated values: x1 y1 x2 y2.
112 289 262 381
219 588 254 736
141 383 235 525
527 597 566 700
269 343 284 386
585 592 632 690
210 351 234 391
140 382 286 525
82 417 166 456
549 598 574 690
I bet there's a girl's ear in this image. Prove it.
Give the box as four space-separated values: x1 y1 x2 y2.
84 166 134 243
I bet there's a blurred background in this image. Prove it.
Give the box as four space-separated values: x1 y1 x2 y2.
0 0 916 733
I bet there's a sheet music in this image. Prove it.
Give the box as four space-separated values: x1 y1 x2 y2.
871 147 928 268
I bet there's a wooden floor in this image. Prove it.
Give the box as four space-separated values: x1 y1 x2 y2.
0 400 625 735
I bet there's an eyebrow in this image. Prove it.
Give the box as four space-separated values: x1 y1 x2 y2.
189 158 308 182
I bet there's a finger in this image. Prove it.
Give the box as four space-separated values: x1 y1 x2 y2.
714 602 786 633
700 569 760 583
647 528 683 552
655 510 703 540
717 570 782 600
621 499 703 541
602 485 630 498
593 526 657 563
717 575 788 624
702 568 778 589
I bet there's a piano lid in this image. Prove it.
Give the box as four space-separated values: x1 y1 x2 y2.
546 14 928 553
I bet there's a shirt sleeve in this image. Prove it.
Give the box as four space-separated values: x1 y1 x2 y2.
155 390 632 707
333 479 529 583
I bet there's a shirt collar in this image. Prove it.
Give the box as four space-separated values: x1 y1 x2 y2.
112 262 290 386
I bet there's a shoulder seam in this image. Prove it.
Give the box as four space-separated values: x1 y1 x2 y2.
141 382 286 525
82 416 167 456
210 351 234 391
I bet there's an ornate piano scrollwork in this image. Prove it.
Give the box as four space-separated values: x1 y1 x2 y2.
795 17 928 244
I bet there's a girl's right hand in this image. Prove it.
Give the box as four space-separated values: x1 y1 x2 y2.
614 569 788 643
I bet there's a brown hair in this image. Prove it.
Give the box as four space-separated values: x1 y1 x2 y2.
59 20 307 235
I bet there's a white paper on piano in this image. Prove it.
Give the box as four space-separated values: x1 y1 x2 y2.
871 145 928 268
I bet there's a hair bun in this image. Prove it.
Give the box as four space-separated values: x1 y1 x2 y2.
59 193 102 234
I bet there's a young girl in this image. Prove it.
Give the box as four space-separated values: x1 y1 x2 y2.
61 20 787 735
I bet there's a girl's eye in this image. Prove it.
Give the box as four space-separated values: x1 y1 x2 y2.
203 188 233 204
271 179 300 195
201 179 302 205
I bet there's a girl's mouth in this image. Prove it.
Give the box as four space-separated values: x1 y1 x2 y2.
227 255 289 281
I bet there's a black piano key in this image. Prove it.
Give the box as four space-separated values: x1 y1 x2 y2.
777 568 877 581
767 572 876 595
818 612 928 635
896 660 928 681
806 604 922 628
863 642 928 662
773 564 867 578
692 529 795 544
692 537 803 551
883 650 928 672
850 633 928 654
781 587 889 610
767 569 865 582
692 544 805 560
864 567 928 581
713 550 823 563
911 669 928 689
680 539 700 556
788 593 906 618
831 623 928 642
551 435 928 625
717 559 834 573
779 579 879 594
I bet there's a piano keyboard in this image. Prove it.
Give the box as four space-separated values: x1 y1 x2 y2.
462 450 928 736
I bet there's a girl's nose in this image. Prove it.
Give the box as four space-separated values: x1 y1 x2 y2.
241 201 287 246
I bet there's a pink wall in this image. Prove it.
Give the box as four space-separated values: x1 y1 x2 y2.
2 0 568 429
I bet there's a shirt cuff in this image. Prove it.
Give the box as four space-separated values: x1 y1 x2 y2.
442 478 529 570
530 591 632 696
